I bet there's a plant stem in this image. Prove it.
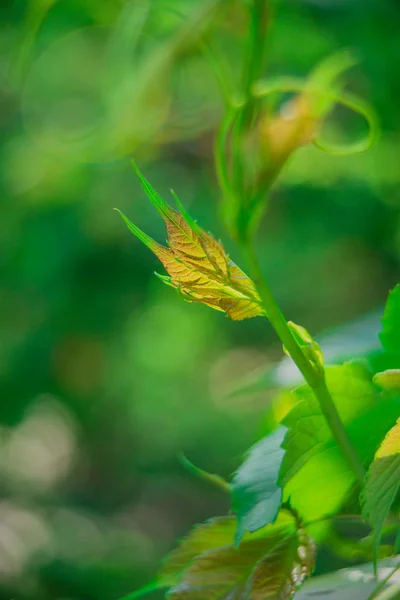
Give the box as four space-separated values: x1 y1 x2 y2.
178 454 231 494
376 584 400 600
242 242 365 486
239 0 270 127
369 563 400 600
232 0 270 217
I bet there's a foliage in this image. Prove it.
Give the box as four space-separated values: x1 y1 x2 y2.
231 426 287 545
114 0 399 593
116 164 264 321
2 1 400 600
362 419 400 571
160 510 315 600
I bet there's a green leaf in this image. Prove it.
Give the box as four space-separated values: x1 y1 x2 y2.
280 364 400 521
231 427 287 546
380 284 400 360
362 417 400 571
280 363 376 487
163 510 315 600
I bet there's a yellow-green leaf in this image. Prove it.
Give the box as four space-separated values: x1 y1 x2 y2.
116 164 264 321
362 418 400 573
279 363 400 523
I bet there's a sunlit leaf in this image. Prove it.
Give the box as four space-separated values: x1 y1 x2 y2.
231 427 287 546
116 164 264 321
280 363 376 486
279 364 400 522
162 510 315 600
362 417 400 571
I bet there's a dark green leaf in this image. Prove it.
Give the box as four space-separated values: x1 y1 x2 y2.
231 427 287 545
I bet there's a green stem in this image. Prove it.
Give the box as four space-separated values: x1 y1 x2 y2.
242 242 365 486
239 0 270 127
178 454 231 494
118 581 163 600
232 0 270 206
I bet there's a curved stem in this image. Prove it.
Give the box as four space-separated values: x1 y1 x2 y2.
178 454 231 494
242 242 365 486
232 0 270 203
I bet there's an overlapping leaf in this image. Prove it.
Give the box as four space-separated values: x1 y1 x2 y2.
231 427 287 546
278 364 400 522
160 510 315 600
362 417 400 569
116 163 264 321
280 363 376 486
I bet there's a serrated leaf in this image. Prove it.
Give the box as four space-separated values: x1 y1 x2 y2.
164 510 315 600
380 284 400 360
116 164 264 321
362 417 400 569
231 427 287 546
159 517 236 587
279 364 400 522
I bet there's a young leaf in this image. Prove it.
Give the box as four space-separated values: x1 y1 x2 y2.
231 426 287 546
380 284 400 360
116 164 264 321
362 417 400 569
285 321 324 374
163 510 315 600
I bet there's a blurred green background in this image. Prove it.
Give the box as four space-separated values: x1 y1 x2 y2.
0 0 399 598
